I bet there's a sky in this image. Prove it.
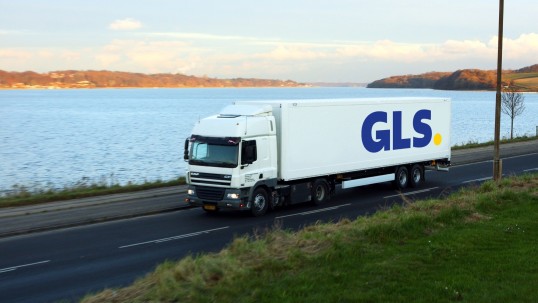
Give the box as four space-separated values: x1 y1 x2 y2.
1 0 537 83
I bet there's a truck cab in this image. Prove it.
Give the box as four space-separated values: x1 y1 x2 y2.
184 104 278 216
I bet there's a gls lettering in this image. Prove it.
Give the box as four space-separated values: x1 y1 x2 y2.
361 110 432 153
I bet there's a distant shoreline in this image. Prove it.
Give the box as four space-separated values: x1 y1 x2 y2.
0 69 305 90
367 64 538 92
0 86 314 90
3 87 538 93
2 66 537 91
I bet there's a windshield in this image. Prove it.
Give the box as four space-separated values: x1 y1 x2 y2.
189 136 239 168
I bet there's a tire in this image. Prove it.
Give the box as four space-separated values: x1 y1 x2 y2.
394 166 409 190
409 164 424 188
311 179 330 205
250 188 269 217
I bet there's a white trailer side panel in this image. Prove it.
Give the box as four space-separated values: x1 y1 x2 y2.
237 98 451 181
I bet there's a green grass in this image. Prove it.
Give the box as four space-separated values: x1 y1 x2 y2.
81 174 538 303
0 176 186 208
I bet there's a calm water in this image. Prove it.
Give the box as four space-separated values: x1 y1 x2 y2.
1 88 537 193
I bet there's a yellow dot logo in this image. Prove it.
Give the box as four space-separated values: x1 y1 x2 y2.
434 133 442 145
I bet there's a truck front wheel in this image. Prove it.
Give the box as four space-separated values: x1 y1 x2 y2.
311 179 330 205
251 188 269 217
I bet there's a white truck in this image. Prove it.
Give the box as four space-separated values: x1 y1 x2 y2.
184 97 451 216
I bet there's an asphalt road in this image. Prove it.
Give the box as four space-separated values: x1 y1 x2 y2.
1 151 537 302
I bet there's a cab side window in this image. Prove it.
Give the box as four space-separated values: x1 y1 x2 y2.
241 140 257 165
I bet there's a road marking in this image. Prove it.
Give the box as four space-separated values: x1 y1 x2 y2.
451 160 492 168
383 187 438 199
523 168 538 172
0 260 50 274
504 152 538 160
119 226 229 249
275 204 351 220
462 177 492 184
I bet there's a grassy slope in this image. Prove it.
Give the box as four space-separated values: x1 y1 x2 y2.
504 72 538 91
0 177 185 208
451 135 537 150
82 174 538 303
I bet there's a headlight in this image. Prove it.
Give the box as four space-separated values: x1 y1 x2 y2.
187 189 195 195
226 193 240 199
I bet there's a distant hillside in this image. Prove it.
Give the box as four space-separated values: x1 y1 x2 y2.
367 64 538 91
433 69 496 90
516 64 538 73
368 72 451 89
504 64 538 91
0 70 303 89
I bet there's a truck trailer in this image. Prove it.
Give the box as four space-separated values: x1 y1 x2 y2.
184 97 451 216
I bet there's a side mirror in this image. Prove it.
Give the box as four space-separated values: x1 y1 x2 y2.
183 138 190 161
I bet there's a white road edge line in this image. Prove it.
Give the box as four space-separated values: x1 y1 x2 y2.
462 177 492 184
383 187 438 199
504 152 538 160
119 226 229 249
0 260 50 274
523 168 538 172
451 160 492 168
275 203 351 220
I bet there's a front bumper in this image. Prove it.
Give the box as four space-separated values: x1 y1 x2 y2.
185 185 250 210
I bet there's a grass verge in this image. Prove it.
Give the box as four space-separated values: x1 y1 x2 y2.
82 173 538 303
0 177 185 208
451 135 537 150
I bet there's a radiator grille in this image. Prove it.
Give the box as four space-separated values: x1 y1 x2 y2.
190 172 232 186
196 186 226 201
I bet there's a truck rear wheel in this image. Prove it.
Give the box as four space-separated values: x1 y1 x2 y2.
409 164 424 188
394 166 409 190
251 188 269 217
311 179 330 205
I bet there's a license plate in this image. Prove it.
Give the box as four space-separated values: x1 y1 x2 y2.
203 204 216 211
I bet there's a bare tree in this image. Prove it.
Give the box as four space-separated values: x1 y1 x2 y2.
501 88 525 139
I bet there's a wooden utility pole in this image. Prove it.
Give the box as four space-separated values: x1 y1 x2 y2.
493 0 504 181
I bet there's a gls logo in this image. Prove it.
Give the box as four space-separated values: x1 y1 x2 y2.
361 110 443 153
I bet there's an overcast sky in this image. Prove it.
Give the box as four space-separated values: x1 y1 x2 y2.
1 0 536 82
